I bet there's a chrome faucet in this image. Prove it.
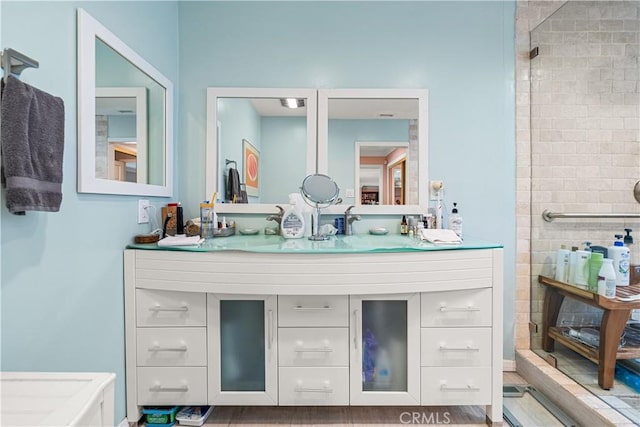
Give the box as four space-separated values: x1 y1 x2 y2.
344 205 361 235
266 205 285 234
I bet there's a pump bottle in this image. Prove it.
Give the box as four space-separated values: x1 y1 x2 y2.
608 235 630 286
448 202 463 238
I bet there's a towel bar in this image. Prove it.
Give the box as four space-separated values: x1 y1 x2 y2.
1 48 39 82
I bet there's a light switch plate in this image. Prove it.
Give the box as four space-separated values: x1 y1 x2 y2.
138 200 150 223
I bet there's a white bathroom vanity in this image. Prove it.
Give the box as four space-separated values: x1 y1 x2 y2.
124 236 503 422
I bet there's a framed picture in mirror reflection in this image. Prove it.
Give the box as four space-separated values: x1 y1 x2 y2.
243 139 259 197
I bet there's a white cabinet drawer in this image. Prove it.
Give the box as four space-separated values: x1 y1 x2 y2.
278 296 348 327
421 288 491 327
420 328 491 367
137 367 207 405
421 367 491 405
136 289 206 327
279 328 348 367
279 367 349 405
137 328 206 367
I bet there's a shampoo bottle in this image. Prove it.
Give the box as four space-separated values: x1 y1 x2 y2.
448 202 463 238
608 235 630 286
587 252 604 293
555 245 570 283
281 196 305 239
568 246 579 285
574 249 591 290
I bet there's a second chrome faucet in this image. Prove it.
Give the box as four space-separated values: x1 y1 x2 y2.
344 205 361 235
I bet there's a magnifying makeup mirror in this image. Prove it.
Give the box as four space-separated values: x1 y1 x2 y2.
300 174 340 241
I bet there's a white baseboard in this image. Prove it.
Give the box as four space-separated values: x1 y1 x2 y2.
117 417 129 427
503 359 516 371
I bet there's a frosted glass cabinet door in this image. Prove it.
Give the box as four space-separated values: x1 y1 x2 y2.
207 294 278 405
349 293 420 405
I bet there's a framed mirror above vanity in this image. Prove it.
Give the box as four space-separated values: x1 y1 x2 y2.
77 8 173 197
318 89 428 215
206 88 317 213
206 88 427 215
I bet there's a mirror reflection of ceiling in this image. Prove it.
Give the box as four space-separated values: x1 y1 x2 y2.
250 98 307 117
254 98 418 119
96 97 136 116
329 98 418 119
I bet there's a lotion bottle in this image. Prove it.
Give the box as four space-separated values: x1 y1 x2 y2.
555 245 570 283
608 235 630 286
448 202 462 238
281 196 305 239
598 258 617 298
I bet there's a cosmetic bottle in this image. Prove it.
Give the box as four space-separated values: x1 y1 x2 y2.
568 246 579 285
608 235 630 287
176 203 184 235
598 258 617 298
448 202 462 238
555 245 570 283
574 248 591 290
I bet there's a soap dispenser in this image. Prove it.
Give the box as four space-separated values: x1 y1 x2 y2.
281 195 305 239
448 202 462 238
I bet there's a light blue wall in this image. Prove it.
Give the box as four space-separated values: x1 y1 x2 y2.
178 1 516 358
0 1 179 422
261 117 308 203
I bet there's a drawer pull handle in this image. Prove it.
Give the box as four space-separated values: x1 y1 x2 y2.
440 384 480 392
438 345 480 352
294 347 333 353
149 305 188 312
439 305 480 313
148 345 188 352
149 385 189 392
294 386 333 393
294 305 332 310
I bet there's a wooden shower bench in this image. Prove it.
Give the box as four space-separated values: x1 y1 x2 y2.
539 275 640 389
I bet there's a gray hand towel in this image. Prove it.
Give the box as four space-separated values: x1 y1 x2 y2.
1 75 65 214
225 167 242 203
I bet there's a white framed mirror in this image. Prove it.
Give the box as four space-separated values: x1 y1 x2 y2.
206 87 317 214
318 89 428 215
77 8 173 196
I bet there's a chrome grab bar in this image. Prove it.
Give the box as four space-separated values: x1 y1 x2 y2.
542 209 640 222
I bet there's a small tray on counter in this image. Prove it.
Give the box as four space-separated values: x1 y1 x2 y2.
213 226 235 237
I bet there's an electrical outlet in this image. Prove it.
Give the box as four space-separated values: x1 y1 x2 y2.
345 188 355 198
430 180 444 200
138 200 150 224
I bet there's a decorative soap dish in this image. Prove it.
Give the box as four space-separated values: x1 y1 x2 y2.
239 228 259 235
213 226 235 237
369 227 389 235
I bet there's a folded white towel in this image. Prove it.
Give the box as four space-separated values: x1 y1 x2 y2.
157 234 204 247
419 228 462 245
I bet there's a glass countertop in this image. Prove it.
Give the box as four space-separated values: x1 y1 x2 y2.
127 234 502 254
